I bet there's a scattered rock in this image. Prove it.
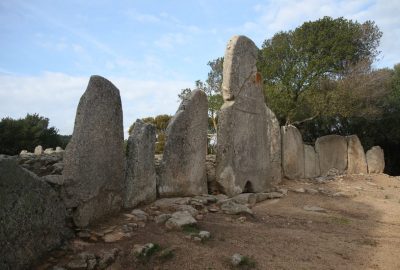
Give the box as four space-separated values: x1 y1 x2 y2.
174 205 199 216
198 230 211 240
103 231 125 243
98 248 119 269
305 188 319 195
293 188 305 193
130 209 149 222
34 145 43 155
165 211 197 230
231 253 244 266
154 214 171 224
132 243 158 258
238 216 247 223
256 192 283 202
232 193 257 206
220 200 253 215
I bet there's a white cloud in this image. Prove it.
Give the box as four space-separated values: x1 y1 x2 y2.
0 72 192 137
154 33 187 50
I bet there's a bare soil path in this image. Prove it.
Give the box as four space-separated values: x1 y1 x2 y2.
36 174 400 270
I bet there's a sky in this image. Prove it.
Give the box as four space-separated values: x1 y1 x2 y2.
0 0 399 136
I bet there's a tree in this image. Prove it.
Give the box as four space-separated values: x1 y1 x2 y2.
128 114 172 154
178 57 224 133
0 113 62 155
259 16 382 124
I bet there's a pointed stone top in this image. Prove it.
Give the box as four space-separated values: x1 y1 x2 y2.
222 35 261 102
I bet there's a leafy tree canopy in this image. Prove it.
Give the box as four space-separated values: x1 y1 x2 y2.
0 113 61 155
258 16 382 124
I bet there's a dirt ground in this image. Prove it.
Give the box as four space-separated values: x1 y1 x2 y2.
36 174 400 270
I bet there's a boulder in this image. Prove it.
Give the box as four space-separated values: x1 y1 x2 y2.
366 146 385 173
304 144 320 178
159 89 208 197
0 157 71 270
281 125 305 179
220 200 253 215
124 119 156 208
63 75 125 227
216 35 272 196
347 135 368 174
206 155 218 194
55 146 64 153
34 145 43 155
44 148 55 154
165 211 197 230
315 135 347 176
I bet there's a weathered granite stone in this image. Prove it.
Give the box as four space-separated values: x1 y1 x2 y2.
34 145 43 155
124 119 156 208
315 135 348 176
44 148 55 154
63 75 125 227
216 35 272 196
366 146 385 173
55 146 64 153
281 125 305 179
266 106 282 184
0 157 71 270
304 144 320 178
159 89 208 197
347 135 367 174
206 155 218 194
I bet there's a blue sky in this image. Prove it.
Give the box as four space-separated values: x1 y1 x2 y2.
0 0 399 136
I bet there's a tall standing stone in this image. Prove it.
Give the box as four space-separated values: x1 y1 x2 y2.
304 144 320 178
347 135 368 174
159 89 208 197
124 119 156 208
315 135 348 176
281 125 305 179
366 146 385 173
266 106 282 184
63 75 125 227
216 35 274 196
34 145 43 155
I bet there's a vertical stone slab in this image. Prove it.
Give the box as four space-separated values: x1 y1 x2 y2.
216 35 272 196
63 75 125 227
366 146 385 173
266 106 282 184
124 119 156 208
315 135 348 176
159 89 208 197
347 135 368 174
304 144 320 178
281 125 305 179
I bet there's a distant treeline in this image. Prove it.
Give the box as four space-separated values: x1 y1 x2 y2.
0 113 71 155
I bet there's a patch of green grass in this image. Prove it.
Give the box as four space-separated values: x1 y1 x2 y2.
182 224 200 234
238 256 256 269
136 243 161 262
330 216 351 225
